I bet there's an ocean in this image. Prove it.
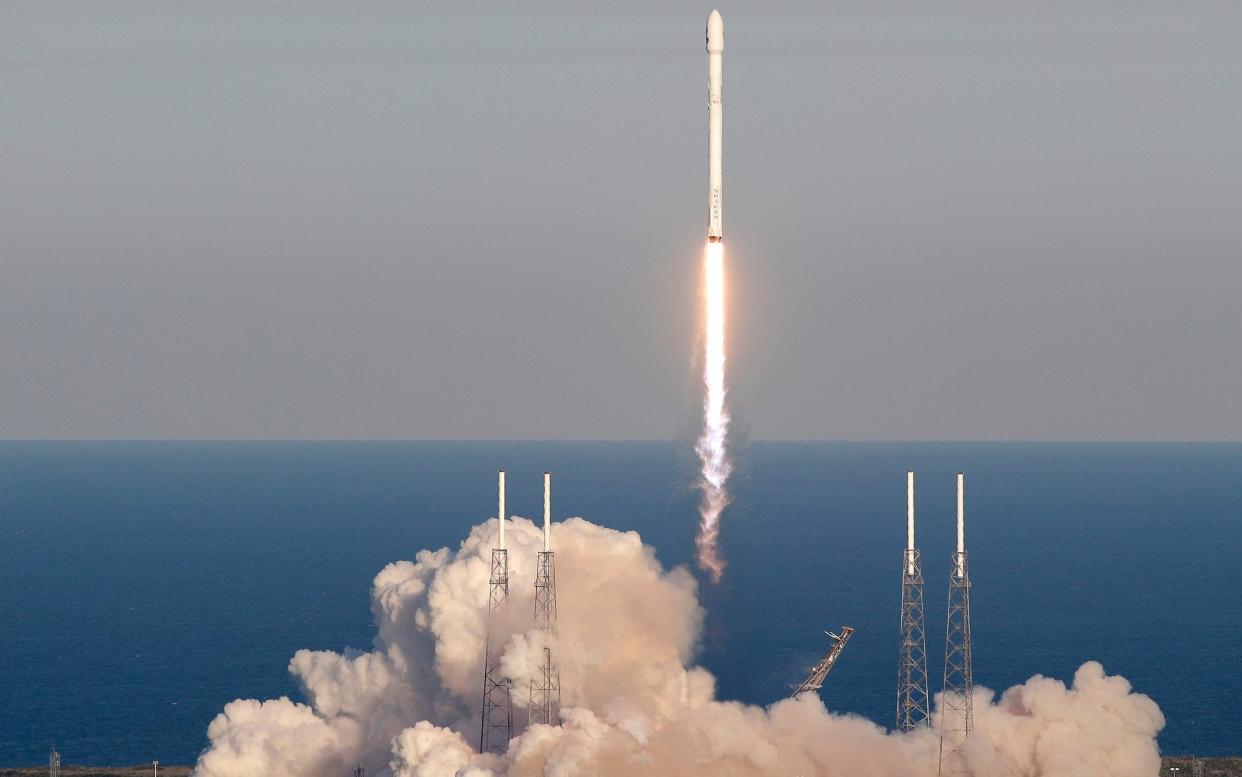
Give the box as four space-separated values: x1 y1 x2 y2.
0 441 1236 765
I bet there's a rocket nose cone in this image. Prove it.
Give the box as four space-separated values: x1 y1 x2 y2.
707 9 724 53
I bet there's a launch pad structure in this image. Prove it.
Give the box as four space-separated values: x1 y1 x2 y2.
938 474 975 776
479 471 513 754
896 471 931 732
528 473 562 726
478 470 564 751
793 626 854 699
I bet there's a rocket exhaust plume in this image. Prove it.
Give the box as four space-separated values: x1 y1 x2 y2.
695 10 732 583
695 239 731 582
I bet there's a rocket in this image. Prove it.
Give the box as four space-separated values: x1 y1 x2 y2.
707 9 724 242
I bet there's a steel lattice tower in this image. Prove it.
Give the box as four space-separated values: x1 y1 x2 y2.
528 472 562 726
896 471 931 732
939 473 974 776
49 748 61 777
479 471 513 754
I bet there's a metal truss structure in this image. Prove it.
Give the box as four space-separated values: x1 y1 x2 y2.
939 474 974 776
480 473 512 755
897 471 931 733
528 473 562 726
793 626 854 699
897 547 931 731
528 551 561 725
938 551 974 774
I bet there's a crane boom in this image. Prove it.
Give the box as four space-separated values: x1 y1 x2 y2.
792 626 854 699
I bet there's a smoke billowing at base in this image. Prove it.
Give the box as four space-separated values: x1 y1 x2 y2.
192 516 1164 776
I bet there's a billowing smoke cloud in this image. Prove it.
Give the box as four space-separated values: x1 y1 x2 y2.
192 516 1164 776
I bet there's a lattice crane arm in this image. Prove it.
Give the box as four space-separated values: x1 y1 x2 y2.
792 625 854 699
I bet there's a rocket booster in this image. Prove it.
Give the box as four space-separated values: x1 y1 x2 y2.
707 10 724 242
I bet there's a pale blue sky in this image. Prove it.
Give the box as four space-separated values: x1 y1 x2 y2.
3 1 1240 440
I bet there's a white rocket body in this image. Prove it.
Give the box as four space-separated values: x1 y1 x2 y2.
707 10 724 242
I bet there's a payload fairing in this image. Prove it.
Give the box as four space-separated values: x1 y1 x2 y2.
707 9 724 242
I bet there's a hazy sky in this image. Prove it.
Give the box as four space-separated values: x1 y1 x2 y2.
3 1 1241 440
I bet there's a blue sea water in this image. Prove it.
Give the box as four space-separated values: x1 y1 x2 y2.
0 441 1236 766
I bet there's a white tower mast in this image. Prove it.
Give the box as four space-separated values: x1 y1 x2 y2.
939 473 975 775
479 471 512 753
529 472 562 725
896 471 930 731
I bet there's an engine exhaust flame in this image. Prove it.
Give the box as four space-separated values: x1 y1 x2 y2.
695 240 732 582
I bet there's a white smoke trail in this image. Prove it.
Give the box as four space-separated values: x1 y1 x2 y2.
191 514 1166 777
694 240 733 583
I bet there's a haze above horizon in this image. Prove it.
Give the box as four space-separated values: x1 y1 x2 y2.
3 1 1240 441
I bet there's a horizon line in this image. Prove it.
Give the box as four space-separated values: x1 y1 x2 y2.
2 438 1240 445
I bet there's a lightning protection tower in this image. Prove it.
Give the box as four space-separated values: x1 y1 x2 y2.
479 471 513 754
48 747 61 777
528 472 562 726
938 473 974 776
896 471 930 732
